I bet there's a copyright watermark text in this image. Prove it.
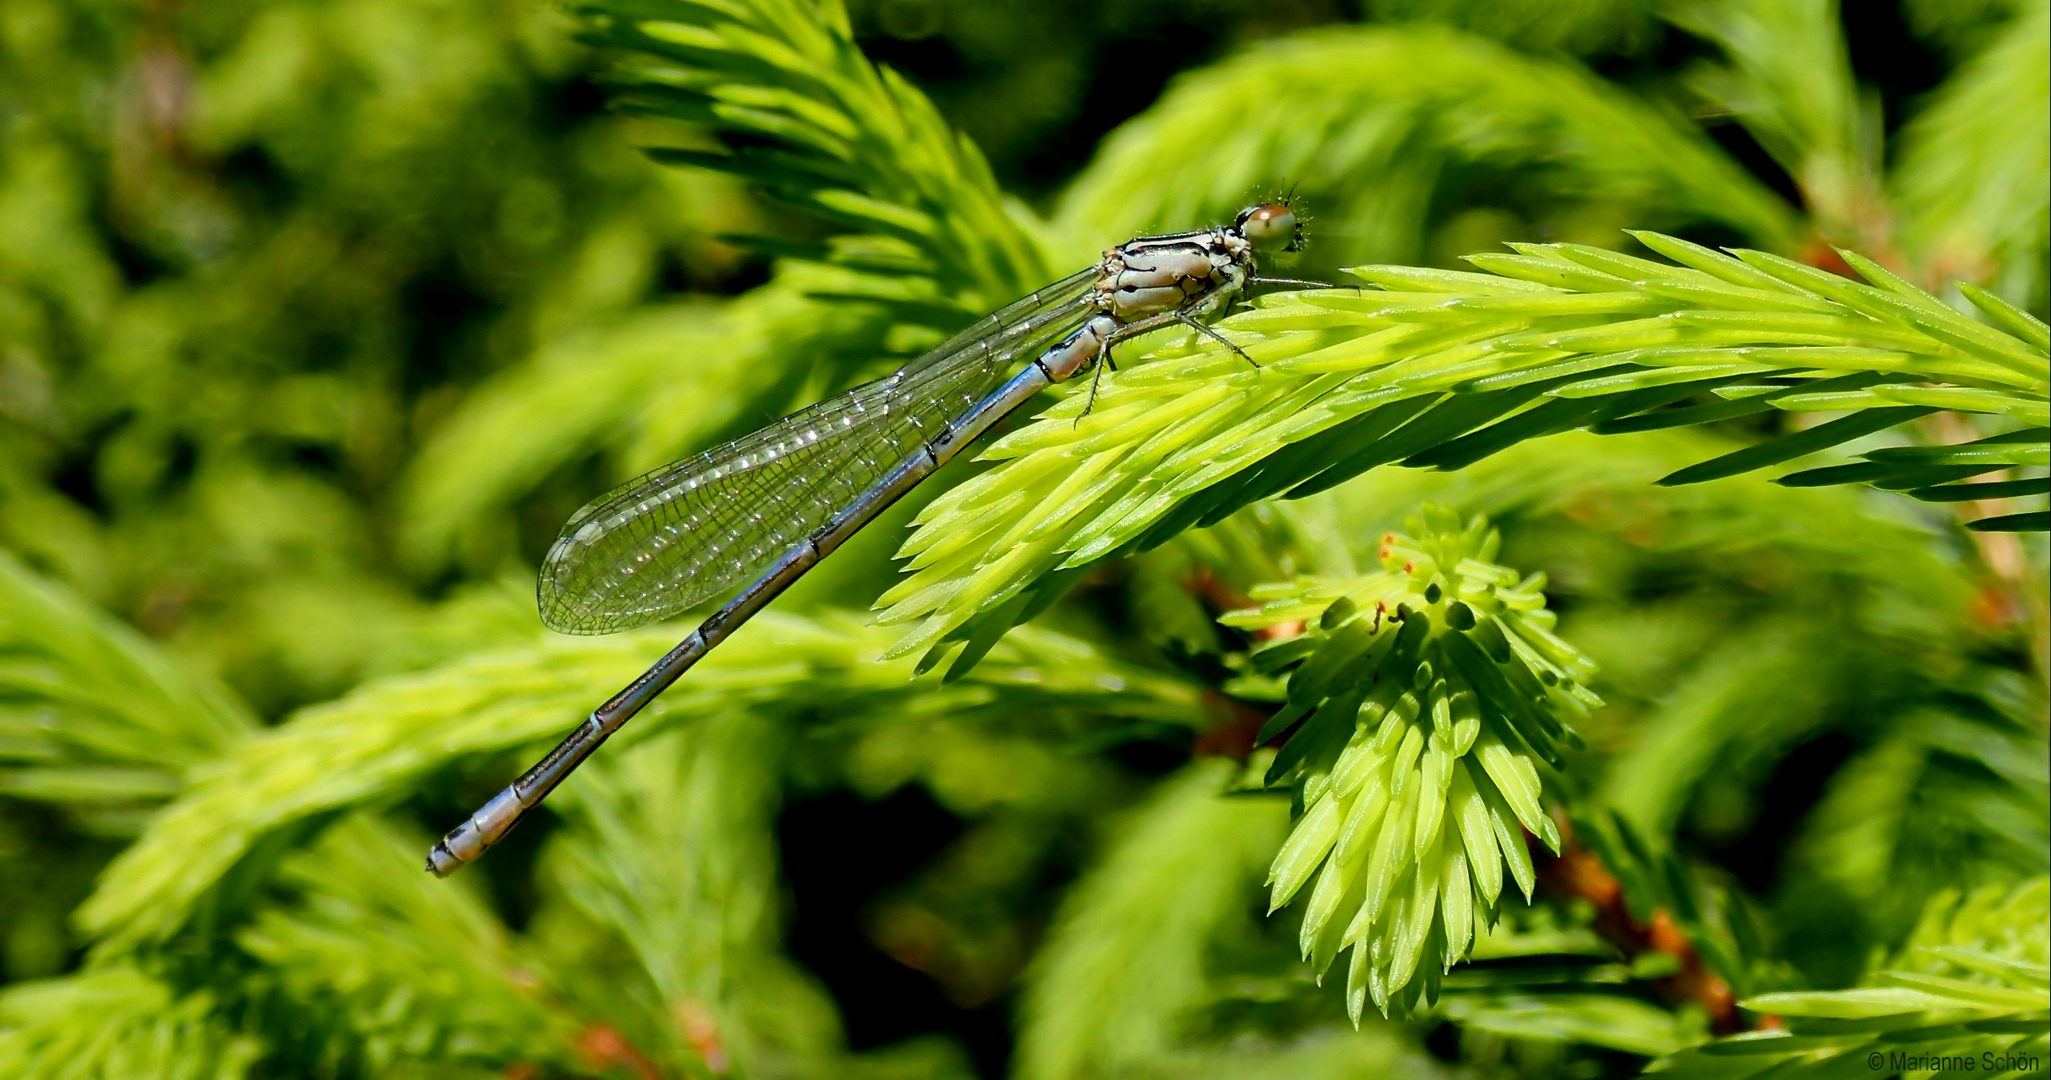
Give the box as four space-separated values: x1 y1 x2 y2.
1866 1049 2045 1073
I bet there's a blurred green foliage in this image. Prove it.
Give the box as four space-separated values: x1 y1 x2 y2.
0 0 2045 1077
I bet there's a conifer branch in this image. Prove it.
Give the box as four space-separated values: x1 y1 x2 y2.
0 969 263 1079
1056 25 1799 263
1662 0 1874 243
1649 877 2051 1078
74 614 1203 956
237 815 582 1073
882 235 2048 671
0 552 254 827
582 0 1054 313
1891 0 2051 307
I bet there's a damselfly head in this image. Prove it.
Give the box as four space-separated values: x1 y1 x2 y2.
1235 203 1304 252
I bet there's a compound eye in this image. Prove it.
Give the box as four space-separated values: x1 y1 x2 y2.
1237 203 1299 250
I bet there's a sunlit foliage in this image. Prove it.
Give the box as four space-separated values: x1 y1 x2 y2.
0 0 2043 1077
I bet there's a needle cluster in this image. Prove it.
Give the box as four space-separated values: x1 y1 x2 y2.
1222 506 1599 1020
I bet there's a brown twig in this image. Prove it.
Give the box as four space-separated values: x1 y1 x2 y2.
575 1023 663 1080
1530 816 1748 1035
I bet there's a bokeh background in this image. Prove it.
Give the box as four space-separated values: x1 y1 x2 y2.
0 0 2045 1077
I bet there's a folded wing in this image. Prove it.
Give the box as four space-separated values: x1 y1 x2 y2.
537 270 1099 634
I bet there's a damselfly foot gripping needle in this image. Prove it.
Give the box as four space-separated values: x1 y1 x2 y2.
427 203 1312 875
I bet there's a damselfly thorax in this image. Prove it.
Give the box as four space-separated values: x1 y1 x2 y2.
1040 203 1303 382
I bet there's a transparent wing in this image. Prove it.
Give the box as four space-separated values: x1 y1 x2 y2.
538 268 1101 634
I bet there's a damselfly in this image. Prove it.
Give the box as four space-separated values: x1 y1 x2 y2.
428 203 1314 874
